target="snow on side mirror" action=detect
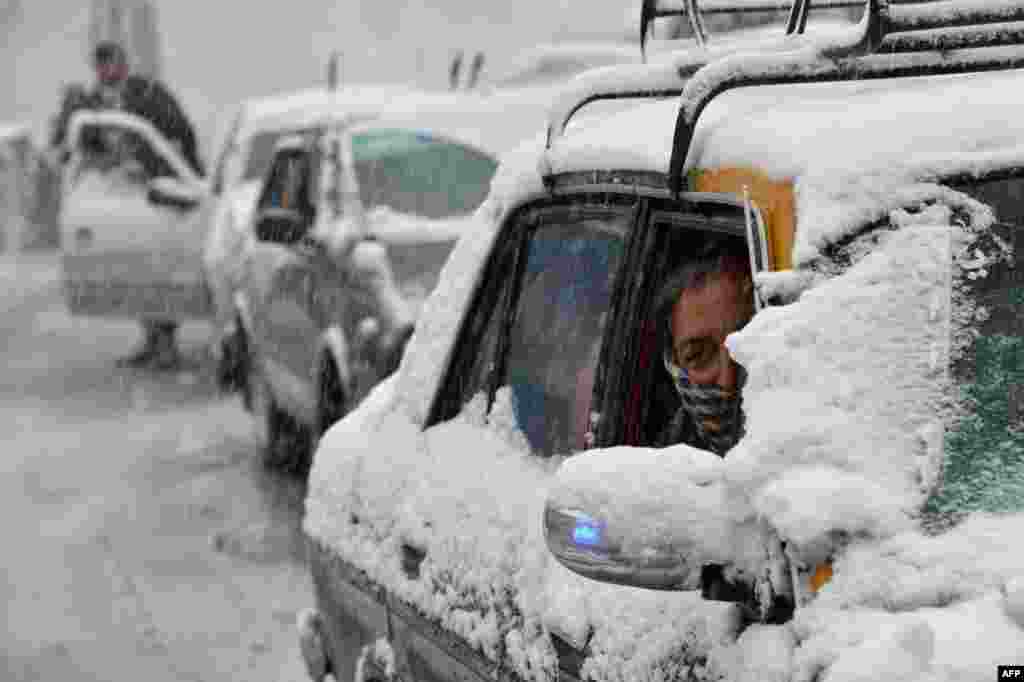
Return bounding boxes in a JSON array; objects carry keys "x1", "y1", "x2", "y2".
[
  {"x1": 544, "y1": 445, "x2": 762, "y2": 590},
  {"x1": 147, "y1": 176, "x2": 202, "y2": 211}
]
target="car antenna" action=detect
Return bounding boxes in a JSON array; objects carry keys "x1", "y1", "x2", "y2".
[{"x1": 449, "y1": 51, "x2": 464, "y2": 91}]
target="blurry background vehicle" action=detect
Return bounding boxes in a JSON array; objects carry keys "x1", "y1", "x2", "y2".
[{"x1": 233, "y1": 89, "x2": 543, "y2": 476}]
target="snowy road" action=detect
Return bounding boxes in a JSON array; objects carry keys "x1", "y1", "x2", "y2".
[{"x1": 1, "y1": 253, "x2": 312, "y2": 681}]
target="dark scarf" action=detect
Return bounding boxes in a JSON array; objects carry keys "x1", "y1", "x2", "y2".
[{"x1": 661, "y1": 350, "x2": 747, "y2": 456}]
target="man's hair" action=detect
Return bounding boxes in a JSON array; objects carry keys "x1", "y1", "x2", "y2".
[
  {"x1": 654, "y1": 235, "x2": 754, "y2": 337},
  {"x1": 93, "y1": 41, "x2": 127, "y2": 66}
]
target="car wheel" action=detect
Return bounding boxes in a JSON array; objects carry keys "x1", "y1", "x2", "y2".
[
  {"x1": 317, "y1": 356, "x2": 349, "y2": 442},
  {"x1": 262, "y1": 378, "x2": 313, "y2": 477}
]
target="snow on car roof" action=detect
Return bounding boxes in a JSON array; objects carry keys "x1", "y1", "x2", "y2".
[
  {"x1": 342, "y1": 88, "x2": 553, "y2": 159},
  {"x1": 234, "y1": 84, "x2": 420, "y2": 140},
  {"x1": 518, "y1": 66, "x2": 1024, "y2": 266},
  {"x1": 0, "y1": 122, "x2": 31, "y2": 144}
]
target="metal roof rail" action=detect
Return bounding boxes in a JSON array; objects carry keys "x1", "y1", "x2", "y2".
[
  {"x1": 640, "y1": 0, "x2": 865, "y2": 53},
  {"x1": 544, "y1": 0, "x2": 865, "y2": 150},
  {"x1": 666, "y1": 0, "x2": 1024, "y2": 195}
]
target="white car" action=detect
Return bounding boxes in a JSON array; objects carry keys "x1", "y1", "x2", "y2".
[
  {"x1": 202, "y1": 85, "x2": 413, "y2": 389},
  {"x1": 298, "y1": 0, "x2": 1024, "y2": 680}
]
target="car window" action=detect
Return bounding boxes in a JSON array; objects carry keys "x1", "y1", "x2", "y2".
[
  {"x1": 256, "y1": 149, "x2": 317, "y2": 220},
  {"x1": 244, "y1": 128, "x2": 320, "y2": 182},
  {"x1": 499, "y1": 209, "x2": 629, "y2": 456},
  {"x1": 923, "y1": 189, "x2": 1024, "y2": 525},
  {"x1": 430, "y1": 204, "x2": 631, "y2": 457},
  {"x1": 351, "y1": 129, "x2": 497, "y2": 219}
]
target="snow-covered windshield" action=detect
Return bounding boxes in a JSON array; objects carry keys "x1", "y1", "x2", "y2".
[{"x1": 351, "y1": 129, "x2": 497, "y2": 220}]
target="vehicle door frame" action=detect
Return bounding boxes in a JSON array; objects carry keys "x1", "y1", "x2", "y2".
[{"x1": 247, "y1": 138, "x2": 324, "y2": 421}]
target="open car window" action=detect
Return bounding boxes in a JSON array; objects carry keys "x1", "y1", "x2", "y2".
[{"x1": 351, "y1": 129, "x2": 497, "y2": 219}]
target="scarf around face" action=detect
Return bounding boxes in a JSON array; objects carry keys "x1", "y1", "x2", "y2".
[{"x1": 663, "y1": 349, "x2": 747, "y2": 456}]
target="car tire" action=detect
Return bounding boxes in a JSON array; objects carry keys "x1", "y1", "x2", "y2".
[
  {"x1": 317, "y1": 356, "x2": 349, "y2": 443},
  {"x1": 262, "y1": 378, "x2": 313, "y2": 477}
]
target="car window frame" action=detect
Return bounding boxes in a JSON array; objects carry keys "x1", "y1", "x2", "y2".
[{"x1": 425, "y1": 193, "x2": 641, "y2": 455}]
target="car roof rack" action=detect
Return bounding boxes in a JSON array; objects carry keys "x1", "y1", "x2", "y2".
[
  {"x1": 545, "y1": 0, "x2": 864, "y2": 149},
  {"x1": 640, "y1": 0, "x2": 864, "y2": 53},
  {"x1": 667, "y1": 0, "x2": 1024, "y2": 194}
]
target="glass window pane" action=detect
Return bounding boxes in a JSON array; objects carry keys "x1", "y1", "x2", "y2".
[
  {"x1": 352, "y1": 130, "x2": 497, "y2": 219},
  {"x1": 500, "y1": 212, "x2": 628, "y2": 456},
  {"x1": 243, "y1": 127, "x2": 319, "y2": 181},
  {"x1": 925, "y1": 220, "x2": 1024, "y2": 522}
]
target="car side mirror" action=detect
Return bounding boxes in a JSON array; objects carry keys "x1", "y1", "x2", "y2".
[
  {"x1": 254, "y1": 207, "x2": 308, "y2": 244},
  {"x1": 147, "y1": 177, "x2": 201, "y2": 210},
  {"x1": 543, "y1": 445, "x2": 744, "y2": 591}
]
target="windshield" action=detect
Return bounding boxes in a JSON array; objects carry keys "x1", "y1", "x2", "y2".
[{"x1": 351, "y1": 129, "x2": 497, "y2": 219}]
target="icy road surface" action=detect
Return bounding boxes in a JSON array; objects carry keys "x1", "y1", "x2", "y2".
[{"x1": 1, "y1": 253, "x2": 312, "y2": 681}]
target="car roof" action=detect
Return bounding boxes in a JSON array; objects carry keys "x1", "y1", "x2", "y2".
[
  {"x1": 341, "y1": 89, "x2": 554, "y2": 159},
  {"x1": 234, "y1": 85, "x2": 552, "y2": 159},
  {"x1": 234, "y1": 84, "x2": 420, "y2": 139},
  {"x1": 534, "y1": 67, "x2": 1024, "y2": 189}
]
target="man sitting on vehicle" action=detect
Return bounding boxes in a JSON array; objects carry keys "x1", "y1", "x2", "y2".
[
  {"x1": 51, "y1": 40, "x2": 205, "y2": 371},
  {"x1": 655, "y1": 236, "x2": 756, "y2": 456}
]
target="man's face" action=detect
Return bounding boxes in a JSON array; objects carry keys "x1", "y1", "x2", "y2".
[
  {"x1": 95, "y1": 59, "x2": 128, "y2": 87},
  {"x1": 669, "y1": 271, "x2": 753, "y2": 392}
]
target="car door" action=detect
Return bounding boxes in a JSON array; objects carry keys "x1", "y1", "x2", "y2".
[
  {"x1": 60, "y1": 109, "x2": 209, "y2": 320},
  {"x1": 246, "y1": 143, "x2": 322, "y2": 420},
  {"x1": 386, "y1": 199, "x2": 635, "y2": 682}
]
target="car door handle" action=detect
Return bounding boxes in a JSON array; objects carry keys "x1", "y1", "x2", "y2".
[{"x1": 401, "y1": 543, "x2": 426, "y2": 580}]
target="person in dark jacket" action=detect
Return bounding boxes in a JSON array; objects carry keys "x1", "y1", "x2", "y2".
[
  {"x1": 51, "y1": 41, "x2": 204, "y2": 176},
  {"x1": 52, "y1": 40, "x2": 205, "y2": 370},
  {"x1": 655, "y1": 236, "x2": 756, "y2": 455}
]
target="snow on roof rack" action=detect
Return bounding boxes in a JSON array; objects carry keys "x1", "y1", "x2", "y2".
[
  {"x1": 544, "y1": 0, "x2": 866, "y2": 150},
  {"x1": 665, "y1": 0, "x2": 1024, "y2": 195},
  {"x1": 640, "y1": 0, "x2": 865, "y2": 52}
]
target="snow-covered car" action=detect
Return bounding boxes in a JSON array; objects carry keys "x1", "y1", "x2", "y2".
[
  {"x1": 233, "y1": 92, "x2": 551, "y2": 474},
  {"x1": 298, "y1": 0, "x2": 1024, "y2": 680},
  {"x1": 202, "y1": 85, "x2": 414, "y2": 390},
  {"x1": 60, "y1": 108, "x2": 210, "y2": 321}
]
